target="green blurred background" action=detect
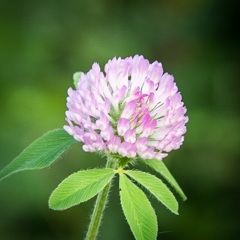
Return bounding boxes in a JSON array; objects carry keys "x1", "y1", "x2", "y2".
[{"x1": 0, "y1": 0, "x2": 239, "y2": 239}]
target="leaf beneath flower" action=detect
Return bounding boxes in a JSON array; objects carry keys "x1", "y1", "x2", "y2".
[
  {"x1": 119, "y1": 173, "x2": 158, "y2": 240},
  {"x1": 0, "y1": 128, "x2": 77, "y2": 181},
  {"x1": 125, "y1": 170, "x2": 178, "y2": 214},
  {"x1": 49, "y1": 168, "x2": 115, "y2": 210},
  {"x1": 144, "y1": 159, "x2": 187, "y2": 201}
]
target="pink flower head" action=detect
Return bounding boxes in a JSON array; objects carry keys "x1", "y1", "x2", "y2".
[{"x1": 64, "y1": 55, "x2": 188, "y2": 162}]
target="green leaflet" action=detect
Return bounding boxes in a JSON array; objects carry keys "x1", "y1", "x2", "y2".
[
  {"x1": 73, "y1": 71, "x2": 82, "y2": 88},
  {"x1": 125, "y1": 170, "x2": 178, "y2": 214},
  {"x1": 144, "y1": 159, "x2": 187, "y2": 201},
  {"x1": 49, "y1": 168, "x2": 115, "y2": 210},
  {"x1": 119, "y1": 174, "x2": 158, "y2": 240},
  {"x1": 0, "y1": 128, "x2": 77, "y2": 181}
]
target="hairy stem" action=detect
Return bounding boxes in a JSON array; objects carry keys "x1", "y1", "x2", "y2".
[{"x1": 85, "y1": 159, "x2": 115, "y2": 240}]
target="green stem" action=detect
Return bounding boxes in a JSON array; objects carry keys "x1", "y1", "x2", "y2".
[{"x1": 85, "y1": 159, "x2": 115, "y2": 240}]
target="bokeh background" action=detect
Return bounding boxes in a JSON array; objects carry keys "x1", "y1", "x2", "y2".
[{"x1": 0, "y1": 0, "x2": 239, "y2": 239}]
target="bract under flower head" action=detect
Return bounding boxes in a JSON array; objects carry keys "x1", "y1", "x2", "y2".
[{"x1": 64, "y1": 55, "x2": 188, "y2": 163}]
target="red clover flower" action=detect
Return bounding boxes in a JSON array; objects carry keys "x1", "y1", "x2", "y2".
[{"x1": 64, "y1": 55, "x2": 188, "y2": 163}]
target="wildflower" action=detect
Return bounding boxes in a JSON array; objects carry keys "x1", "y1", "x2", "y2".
[{"x1": 64, "y1": 55, "x2": 188, "y2": 162}]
